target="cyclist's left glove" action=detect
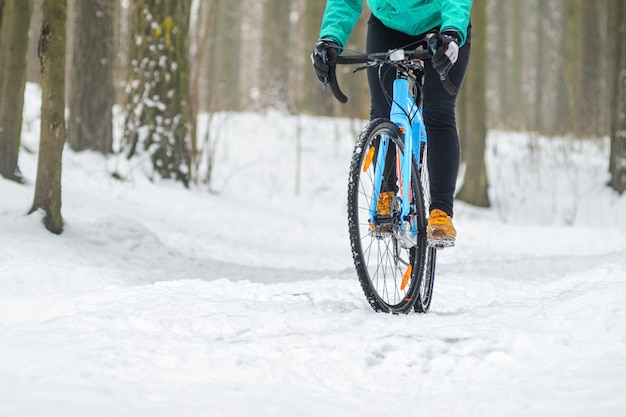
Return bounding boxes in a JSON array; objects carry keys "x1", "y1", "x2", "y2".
[{"x1": 432, "y1": 31, "x2": 460, "y2": 82}]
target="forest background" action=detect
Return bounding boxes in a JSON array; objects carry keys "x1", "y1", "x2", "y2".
[{"x1": 0, "y1": 0, "x2": 625, "y2": 233}]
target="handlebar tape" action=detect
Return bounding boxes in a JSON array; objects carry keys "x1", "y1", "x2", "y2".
[{"x1": 328, "y1": 65, "x2": 348, "y2": 104}]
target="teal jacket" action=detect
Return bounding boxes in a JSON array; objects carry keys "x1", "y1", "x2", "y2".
[{"x1": 319, "y1": 0, "x2": 472, "y2": 48}]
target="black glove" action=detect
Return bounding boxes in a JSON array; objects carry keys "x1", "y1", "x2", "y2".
[
  {"x1": 311, "y1": 39, "x2": 339, "y2": 86},
  {"x1": 432, "y1": 31, "x2": 460, "y2": 81}
]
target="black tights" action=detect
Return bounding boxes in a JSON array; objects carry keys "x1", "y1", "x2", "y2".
[{"x1": 366, "y1": 14, "x2": 471, "y2": 217}]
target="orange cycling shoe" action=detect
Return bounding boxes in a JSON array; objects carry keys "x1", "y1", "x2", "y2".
[
  {"x1": 369, "y1": 191, "x2": 395, "y2": 233},
  {"x1": 427, "y1": 209, "x2": 456, "y2": 248}
]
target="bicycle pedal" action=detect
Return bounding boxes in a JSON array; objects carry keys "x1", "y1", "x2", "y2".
[
  {"x1": 427, "y1": 238, "x2": 455, "y2": 250},
  {"x1": 369, "y1": 223, "x2": 394, "y2": 234}
]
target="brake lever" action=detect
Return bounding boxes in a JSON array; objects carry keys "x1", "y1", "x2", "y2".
[{"x1": 319, "y1": 48, "x2": 329, "y2": 90}]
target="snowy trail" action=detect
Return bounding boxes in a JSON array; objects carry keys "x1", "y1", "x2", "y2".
[
  {"x1": 2, "y1": 250, "x2": 624, "y2": 417},
  {"x1": 2, "y1": 198, "x2": 625, "y2": 416},
  {"x1": 2, "y1": 105, "x2": 626, "y2": 416}
]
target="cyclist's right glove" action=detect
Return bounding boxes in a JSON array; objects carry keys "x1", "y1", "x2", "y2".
[{"x1": 311, "y1": 39, "x2": 339, "y2": 86}]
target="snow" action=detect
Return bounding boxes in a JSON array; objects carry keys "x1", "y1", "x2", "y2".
[{"x1": 1, "y1": 83, "x2": 626, "y2": 416}]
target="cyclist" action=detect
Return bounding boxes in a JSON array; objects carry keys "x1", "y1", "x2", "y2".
[{"x1": 312, "y1": 0, "x2": 472, "y2": 247}]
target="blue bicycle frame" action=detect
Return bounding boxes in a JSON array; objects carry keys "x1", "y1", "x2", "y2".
[{"x1": 369, "y1": 75, "x2": 427, "y2": 241}]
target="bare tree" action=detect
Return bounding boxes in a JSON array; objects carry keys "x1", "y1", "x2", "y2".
[
  {"x1": 0, "y1": 0, "x2": 33, "y2": 182},
  {"x1": 0, "y1": 0, "x2": 5, "y2": 97},
  {"x1": 67, "y1": 0, "x2": 116, "y2": 153},
  {"x1": 609, "y1": 0, "x2": 626, "y2": 194},
  {"x1": 457, "y1": 0, "x2": 489, "y2": 207},
  {"x1": 29, "y1": 0, "x2": 67, "y2": 234},
  {"x1": 300, "y1": 0, "x2": 334, "y2": 115},
  {"x1": 189, "y1": 0, "x2": 218, "y2": 182},
  {"x1": 205, "y1": 1, "x2": 241, "y2": 111},
  {"x1": 261, "y1": 0, "x2": 290, "y2": 110}
]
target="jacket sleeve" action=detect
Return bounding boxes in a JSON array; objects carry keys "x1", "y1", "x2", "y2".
[
  {"x1": 318, "y1": 0, "x2": 363, "y2": 48},
  {"x1": 440, "y1": 0, "x2": 473, "y2": 46}
]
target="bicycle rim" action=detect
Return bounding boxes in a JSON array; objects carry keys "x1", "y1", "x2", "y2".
[{"x1": 347, "y1": 118, "x2": 428, "y2": 313}]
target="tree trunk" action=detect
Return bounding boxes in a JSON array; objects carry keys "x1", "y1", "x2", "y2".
[
  {"x1": 287, "y1": 0, "x2": 307, "y2": 113},
  {"x1": 67, "y1": 0, "x2": 115, "y2": 153},
  {"x1": 456, "y1": 0, "x2": 490, "y2": 208},
  {"x1": 233, "y1": 0, "x2": 255, "y2": 111},
  {"x1": 0, "y1": 0, "x2": 5, "y2": 96},
  {"x1": 534, "y1": 0, "x2": 547, "y2": 134},
  {"x1": 0, "y1": 0, "x2": 32, "y2": 182},
  {"x1": 115, "y1": 0, "x2": 132, "y2": 105},
  {"x1": 25, "y1": 0, "x2": 43, "y2": 84},
  {"x1": 29, "y1": 0, "x2": 67, "y2": 234},
  {"x1": 301, "y1": 0, "x2": 335, "y2": 115},
  {"x1": 609, "y1": 0, "x2": 626, "y2": 194},
  {"x1": 510, "y1": 0, "x2": 524, "y2": 131},
  {"x1": 189, "y1": 0, "x2": 218, "y2": 181},
  {"x1": 123, "y1": 0, "x2": 192, "y2": 186},
  {"x1": 492, "y1": 0, "x2": 508, "y2": 128},
  {"x1": 261, "y1": 0, "x2": 290, "y2": 110},
  {"x1": 580, "y1": 0, "x2": 603, "y2": 137},
  {"x1": 564, "y1": 0, "x2": 581, "y2": 136},
  {"x1": 540, "y1": 0, "x2": 566, "y2": 137},
  {"x1": 205, "y1": 1, "x2": 241, "y2": 111}
]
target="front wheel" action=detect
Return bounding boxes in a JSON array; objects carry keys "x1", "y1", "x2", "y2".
[{"x1": 347, "y1": 118, "x2": 429, "y2": 313}]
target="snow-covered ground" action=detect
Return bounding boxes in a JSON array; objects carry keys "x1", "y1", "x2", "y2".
[{"x1": 1, "y1": 84, "x2": 625, "y2": 416}]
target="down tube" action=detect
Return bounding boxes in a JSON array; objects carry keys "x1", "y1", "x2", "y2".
[
  {"x1": 390, "y1": 78, "x2": 412, "y2": 220},
  {"x1": 412, "y1": 108, "x2": 427, "y2": 163}
]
